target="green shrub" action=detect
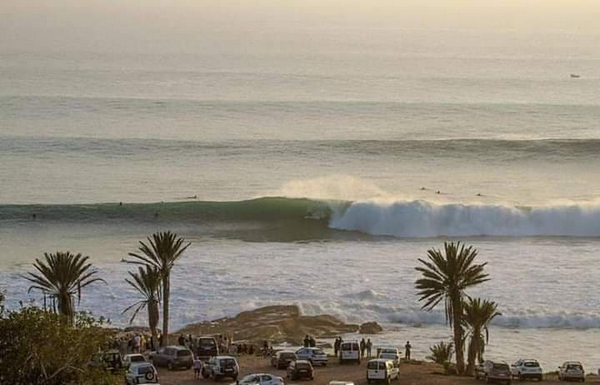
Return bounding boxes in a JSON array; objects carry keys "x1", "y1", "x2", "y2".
[
  {"x1": 0, "y1": 306, "x2": 120, "y2": 385},
  {"x1": 427, "y1": 341, "x2": 455, "y2": 374}
]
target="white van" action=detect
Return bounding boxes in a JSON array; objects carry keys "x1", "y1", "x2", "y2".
[
  {"x1": 340, "y1": 341, "x2": 361, "y2": 364},
  {"x1": 366, "y1": 359, "x2": 399, "y2": 384},
  {"x1": 378, "y1": 347, "x2": 400, "y2": 364}
]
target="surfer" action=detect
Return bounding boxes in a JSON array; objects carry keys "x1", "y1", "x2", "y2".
[
  {"x1": 420, "y1": 187, "x2": 426, "y2": 191},
  {"x1": 32, "y1": 213, "x2": 37, "y2": 220}
]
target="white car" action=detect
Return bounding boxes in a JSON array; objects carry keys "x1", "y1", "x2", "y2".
[
  {"x1": 378, "y1": 348, "x2": 400, "y2": 364},
  {"x1": 125, "y1": 362, "x2": 159, "y2": 385},
  {"x1": 295, "y1": 347, "x2": 328, "y2": 366},
  {"x1": 234, "y1": 373, "x2": 285, "y2": 385},
  {"x1": 366, "y1": 359, "x2": 399, "y2": 384},
  {"x1": 340, "y1": 341, "x2": 361, "y2": 364},
  {"x1": 123, "y1": 354, "x2": 147, "y2": 368},
  {"x1": 558, "y1": 361, "x2": 585, "y2": 382},
  {"x1": 203, "y1": 356, "x2": 240, "y2": 380},
  {"x1": 511, "y1": 359, "x2": 542, "y2": 381},
  {"x1": 329, "y1": 382, "x2": 355, "y2": 385}
]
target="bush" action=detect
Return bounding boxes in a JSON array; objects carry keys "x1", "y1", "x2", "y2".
[
  {"x1": 427, "y1": 341, "x2": 454, "y2": 374},
  {"x1": 0, "y1": 306, "x2": 120, "y2": 385}
]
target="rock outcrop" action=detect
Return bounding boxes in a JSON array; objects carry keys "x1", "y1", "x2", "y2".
[
  {"x1": 359, "y1": 321, "x2": 383, "y2": 334},
  {"x1": 176, "y1": 305, "x2": 359, "y2": 345}
]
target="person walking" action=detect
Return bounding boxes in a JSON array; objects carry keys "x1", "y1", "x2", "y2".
[
  {"x1": 366, "y1": 339, "x2": 372, "y2": 358},
  {"x1": 404, "y1": 341, "x2": 412, "y2": 361},
  {"x1": 193, "y1": 355, "x2": 203, "y2": 379}
]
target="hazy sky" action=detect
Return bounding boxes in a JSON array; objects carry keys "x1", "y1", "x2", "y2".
[{"x1": 2, "y1": 0, "x2": 599, "y2": 54}]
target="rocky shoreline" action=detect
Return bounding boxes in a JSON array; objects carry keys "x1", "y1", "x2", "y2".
[{"x1": 175, "y1": 305, "x2": 382, "y2": 345}]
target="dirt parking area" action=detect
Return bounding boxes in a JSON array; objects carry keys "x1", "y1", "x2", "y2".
[{"x1": 156, "y1": 355, "x2": 599, "y2": 385}]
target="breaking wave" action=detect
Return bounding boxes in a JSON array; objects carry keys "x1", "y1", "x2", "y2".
[
  {"x1": 298, "y1": 301, "x2": 600, "y2": 330},
  {"x1": 330, "y1": 199, "x2": 600, "y2": 237},
  {"x1": 2, "y1": 197, "x2": 600, "y2": 238}
]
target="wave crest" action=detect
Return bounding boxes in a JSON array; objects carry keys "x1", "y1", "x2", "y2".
[{"x1": 330, "y1": 199, "x2": 600, "y2": 237}]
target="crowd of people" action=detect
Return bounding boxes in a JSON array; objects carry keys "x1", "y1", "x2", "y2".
[{"x1": 108, "y1": 332, "x2": 161, "y2": 356}]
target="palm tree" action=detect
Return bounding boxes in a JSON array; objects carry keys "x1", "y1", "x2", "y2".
[
  {"x1": 23, "y1": 251, "x2": 105, "y2": 321},
  {"x1": 415, "y1": 242, "x2": 489, "y2": 375},
  {"x1": 463, "y1": 297, "x2": 501, "y2": 375},
  {"x1": 127, "y1": 231, "x2": 190, "y2": 346},
  {"x1": 123, "y1": 265, "x2": 162, "y2": 337}
]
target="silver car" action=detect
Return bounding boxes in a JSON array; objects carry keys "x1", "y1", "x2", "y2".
[
  {"x1": 295, "y1": 347, "x2": 328, "y2": 366},
  {"x1": 558, "y1": 361, "x2": 585, "y2": 382}
]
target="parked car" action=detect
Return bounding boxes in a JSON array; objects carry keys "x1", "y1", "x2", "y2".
[
  {"x1": 203, "y1": 355, "x2": 240, "y2": 381},
  {"x1": 123, "y1": 354, "x2": 147, "y2": 369},
  {"x1": 340, "y1": 341, "x2": 361, "y2": 365},
  {"x1": 89, "y1": 350, "x2": 123, "y2": 373},
  {"x1": 271, "y1": 350, "x2": 298, "y2": 369},
  {"x1": 125, "y1": 362, "x2": 159, "y2": 385},
  {"x1": 151, "y1": 346, "x2": 193, "y2": 370},
  {"x1": 287, "y1": 360, "x2": 314, "y2": 380},
  {"x1": 475, "y1": 361, "x2": 512, "y2": 384},
  {"x1": 366, "y1": 359, "x2": 399, "y2": 384},
  {"x1": 377, "y1": 348, "x2": 400, "y2": 364},
  {"x1": 558, "y1": 361, "x2": 585, "y2": 382},
  {"x1": 234, "y1": 373, "x2": 284, "y2": 385},
  {"x1": 197, "y1": 336, "x2": 219, "y2": 359},
  {"x1": 511, "y1": 359, "x2": 543, "y2": 381},
  {"x1": 295, "y1": 347, "x2": 328, "y2": 366}
]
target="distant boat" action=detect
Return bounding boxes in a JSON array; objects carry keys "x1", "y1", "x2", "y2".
[{"x1": 570, "y1": 74, "x2": 581, "y2": 78}]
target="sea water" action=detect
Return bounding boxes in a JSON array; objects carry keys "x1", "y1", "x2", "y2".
[{"x1": 1, "y1": 49, "x2": 599, "y2": 371}]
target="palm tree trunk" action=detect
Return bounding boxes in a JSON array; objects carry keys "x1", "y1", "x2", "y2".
[
  {"x1": 148, "y1": 299, "x2": 159, "y2": 338},
  {"x1": 162, "y1": 274, "x2": 170, "y2": 346},
  {"x1": 466, "y1": 335, "x2": 477, "y2": 376},
  {"x1": 58, "y1": 291, "x2": 74, "y2": 322},
  {"x1": 452, "y1": 294, "x2": 465, "y2": 375}
]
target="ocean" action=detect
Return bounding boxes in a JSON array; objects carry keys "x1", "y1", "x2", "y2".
[{"x1": 1, "y1": 50, "x2": 599, "y2": 371}]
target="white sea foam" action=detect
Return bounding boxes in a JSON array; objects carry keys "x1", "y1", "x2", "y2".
[{"x1": 330, "y1": 200, "x2": 600, "y2": 237}]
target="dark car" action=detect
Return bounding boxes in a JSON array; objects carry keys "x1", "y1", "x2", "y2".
[
  {"x1": 475, "y1": 361, "x2": 512, "y2": 384},
  {"x1": 287, "y1": 360, "x2": 314, "y2": 381},
  {"x1": 151, "y1": 346, "x2": 193, "y2": 370},
  {"x1": 89, "y1": 350, "x2": 123, "y2": 374},
  {"x1": 271, "y1": 350, "x2": 298, "y2": 369},
  {"x1": 197, "y1": 336, "x2": 219, "y2": 359}
]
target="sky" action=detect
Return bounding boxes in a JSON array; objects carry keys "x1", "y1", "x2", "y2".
[{"x1": 1, "y1": 0, "x2": 599, "y2": 54}]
